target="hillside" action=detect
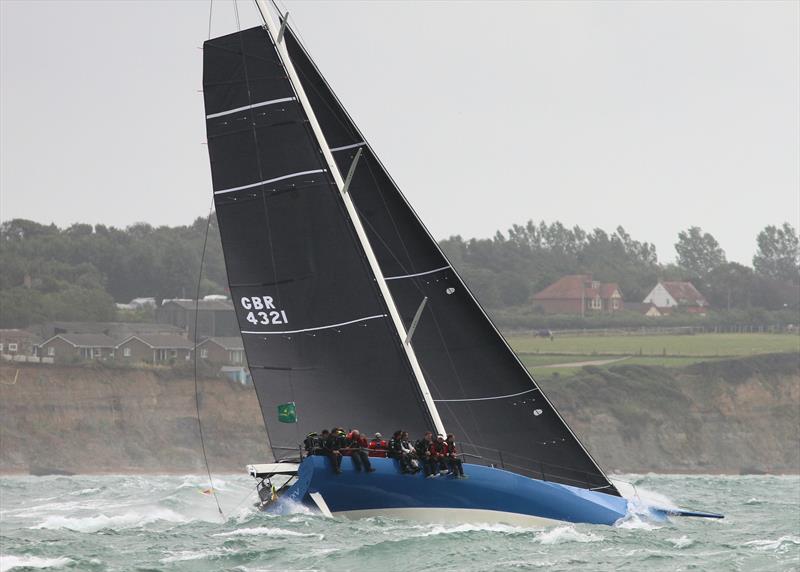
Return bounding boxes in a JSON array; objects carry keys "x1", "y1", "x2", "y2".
[{"x1": 1, "y1": 354, "x2": 797, "y2": 475}]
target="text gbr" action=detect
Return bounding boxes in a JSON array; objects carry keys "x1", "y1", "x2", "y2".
[{"x1": 240, "y1": 296, "x2": 289, "y2": 326}]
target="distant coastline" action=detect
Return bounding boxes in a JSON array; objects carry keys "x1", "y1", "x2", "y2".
[{"x1": 2, "y1": 353, "x2": 797, "y2": 476}]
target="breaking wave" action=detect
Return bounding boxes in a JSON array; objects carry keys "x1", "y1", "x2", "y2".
[{"x1": 0, "y1": 555, "x2": 73, "y2": 571}]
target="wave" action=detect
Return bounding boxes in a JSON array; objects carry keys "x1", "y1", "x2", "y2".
[
  {"x1": 160, "y1": 548, "x2": 235, "y2": 563},
  {"x1": 0, "y1": 555, "x2": 73, "y2": 571},
  {"x1": 419, "y1": 523, "x2": 534, "y2": 537},
  {"x1": 31, "y1": 507, "x2": 188, "y2": 533},
  {"x1": 213, "y1": 526, "x2": 323, "y2": 539},
  {"x1": 666, "y1": 535, "x2": 694, "y2": 549},
  {"x1": 535, "y1": 525, "x2": 602, "y2": 544},
  {"x1": 744, "y1": 536, "x2": 800, "y2": 552}
]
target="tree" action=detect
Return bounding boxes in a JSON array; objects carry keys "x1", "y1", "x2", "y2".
[
  {"x1": 753, "y1": 223, "x2": 800, "y2": 283},
  {"x1": 675, "y1": 226, "x2": 726, "y2": 278}
]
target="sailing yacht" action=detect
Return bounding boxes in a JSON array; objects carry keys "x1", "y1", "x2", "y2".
[{"x1": 201, "y1": 1, "x2": 721, "y2": 526}]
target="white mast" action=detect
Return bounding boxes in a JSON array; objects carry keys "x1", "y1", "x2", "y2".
[{"x1": 254, "y1": 0, "x2": 447, "y2": 436}]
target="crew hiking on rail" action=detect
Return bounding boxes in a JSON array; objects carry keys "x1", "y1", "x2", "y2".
[{"x1": 304, "y1": 428, "x2": 467, "y2": 479}]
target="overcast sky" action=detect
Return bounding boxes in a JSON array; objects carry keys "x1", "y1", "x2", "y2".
[{"x1": 1, "y1": 0, "x2": 797, "y2": 264}]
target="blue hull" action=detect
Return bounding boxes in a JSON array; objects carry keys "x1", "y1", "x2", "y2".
[{"x1": 279, "y1": 456, "x2": 629, "y2": 526}]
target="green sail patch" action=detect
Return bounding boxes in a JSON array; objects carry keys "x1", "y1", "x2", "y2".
[{"x1": 277, "y1": 402, "x2": 297, "y2": 423}]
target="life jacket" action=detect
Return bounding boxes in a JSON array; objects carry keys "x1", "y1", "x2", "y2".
[
  {"x1": 368, "y1": 439, "x2": 387, "y2": 457},
  {"x1": 430, "y1": 441, "x2": 448, "y2": 457}
]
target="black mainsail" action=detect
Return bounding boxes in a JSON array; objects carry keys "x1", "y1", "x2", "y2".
[
  {"x1": 203, "y1": 27, "x2": 434, "y2": 452},
  {"x1": 203, "y1": 18, "x2": 617, "y2": 495}
]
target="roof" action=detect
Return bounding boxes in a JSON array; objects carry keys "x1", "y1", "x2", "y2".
[
  {"x1": 624, "y1": 302, "x2": 661, "y2": 315},
  {"x1": 660, "y1": 281, "x2": 708, "y2": 306},
  {"x1": 197, "y1": 336, "x2": 243, "y2": 350},
  {"x1": 0, "y1": 329, "x2": 41, "y2": 342},
  {"x1": 117, "y1": 334, "x2": 195, "y2": 349},
  {"x1": 533, "y1": 275, "x2": 592, "y2": 300},
  {"x1": 41, "y1": 333, "x2": 117, "y2": 348},
  {"x1": 160, "y1": 299, "x2": 233, "y2": 311},
  {"x1": 533, "y1": 275, "x2": 622, "y2": 300}
]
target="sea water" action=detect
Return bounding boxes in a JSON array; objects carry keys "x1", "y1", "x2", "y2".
[{"x1": 0, "y1": 474, "x2": 797, "y2": 571}]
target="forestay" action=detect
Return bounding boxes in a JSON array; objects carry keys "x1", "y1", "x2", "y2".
[{"x1": 283, "y1": 26, "x2": 618, "y2": 495}]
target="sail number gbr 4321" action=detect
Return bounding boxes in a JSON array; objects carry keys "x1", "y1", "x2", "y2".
[{"x1": 240, "y1": 296, "x2": 289, "y2": 326}]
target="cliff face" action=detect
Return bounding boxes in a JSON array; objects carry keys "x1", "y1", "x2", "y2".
[
  {"x1": 0, "y1": 365, "x2": 271, "y2": 474},
  {"x1": 1, "y1": 354, "x2": 797, "y2": 474},
  {"x1": 541, "y1": 353, "x2": 800, "y2": 474}
]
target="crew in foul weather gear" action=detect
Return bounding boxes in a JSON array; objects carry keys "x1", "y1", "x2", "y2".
[
  {"x1": 400, "y1": 431, "x2": 420, "y2": 473},
  {"x1": 430, "y1": 434, "x2": 449, "y2": 474},
  {"x1": 389, "y1": 430, "x2": 414, "y2": 473},
  {"x1": 368, "y1": 433, "x2": 388, "y2": 457},
  {"x1": 321, "y1": 429, "x2": 343, "y2": 474},
  {"x1": 303, "y1": 432, "x2": 321, "y2": 456},
  {"x1": 346, "y1": 429, "x2": 375, "y2": 472},
  {"x1": 446, "y1": 434, "x2": 465, "y2": 478},
  {"x1": 415, "y1": 431, "x2": 436, "y2": 477}
]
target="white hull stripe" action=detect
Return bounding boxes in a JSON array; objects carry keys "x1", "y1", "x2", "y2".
[
  {"x1": 215, "y1": 169, "x2": 326, "y2": 195},
  {"x1": 434, "y1": 387, "x2": 539, "y2": 403},
  {"x1": 330, "y1": 141, "x2": 366, "y2": 152},
  {"x1": 384, "y1": 265, "x2": 452, "y2": 281},
  {"x1": 241, "y1": 314, "x2": 386, "y2": 335},
  {"x1": 334, "y1": 507, "x2": 561, "y2": 528},
  {"x1": 206, "y1": 96, "x2": 296, "y2": 119}
]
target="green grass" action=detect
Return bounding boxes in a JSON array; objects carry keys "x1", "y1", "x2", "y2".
[{"x1": 508, "y1": 332, "x2": 799, "y2": 357}]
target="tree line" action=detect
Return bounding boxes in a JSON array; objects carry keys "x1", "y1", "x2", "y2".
[{"x1": 0, "y1": 217, "x2": 797, "y2": 329}]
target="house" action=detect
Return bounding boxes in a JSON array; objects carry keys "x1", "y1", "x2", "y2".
[
  {"x1": 156, "y1": 299, "x2": 238, "y2": 340},
  {"x1": 38, "y1": 334, "x2": 117, "y2": 362},
  {"x1": 115, "y1": 334, "x2": 195, "y2": 364},
  {"x1": 532, "y1": 275, "x2": 624, "y2": 315},
  {"x1": 197, "y1": 336, "x2": 245, "y2": 366},
  {"x1": 643, "y1": 281, "x2": 708, "y2": 314},
  {"x1": 0, "y1": 329, "x2": 41, "y2": 357},
  {"x1": 623, "y1": 302, "x2": 664, "y2": 317}
]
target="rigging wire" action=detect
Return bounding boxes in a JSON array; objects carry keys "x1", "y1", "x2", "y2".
[{"x1": 193, "y1": 200, "x2": 225, "y2": 521}]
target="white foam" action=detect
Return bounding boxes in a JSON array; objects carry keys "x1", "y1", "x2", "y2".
[
  {"x1": 213, "y1": 526, "x2": 323, "y2": 539},
  {"x1": 160, "y1": 548, "x2": 234, "y2": 563},
  {"x1": 419, "y1": 522, "x2": 532, "y2": 537},
  {"x1": 614, "y1": 512, "x2": 662, "y2": 531},
  {"x1": 31, "y1": 508, "x2": 187, "y2": 533},
  {"x1": 744, "y1": 536, "x2": 800, "y2": 552},
  {"x1": 0, "y1": 555, "x2": 73, "y2": 571},
  {"x1": 535, "y1": 525, "x2": 602, "y2": 544},
  {"x1": 667, "y1": 535, "x2": 694, "y2": 548}
]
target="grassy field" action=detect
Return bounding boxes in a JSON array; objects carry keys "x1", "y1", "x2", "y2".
[
  {"x1": 508, "y1": 332, "x2": 799, "y2": 357},
  {"x1": 509, "y1": 332, "x2": 799, "y2": 378}
]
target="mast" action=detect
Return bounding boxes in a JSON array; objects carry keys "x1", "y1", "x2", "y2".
[{"x1": 254, "y1": 0, "x2": 447, "y2": 437}]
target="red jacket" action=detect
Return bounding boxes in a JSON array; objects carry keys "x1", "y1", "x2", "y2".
[
  {"x1": 430, "y1": 441, "x2": 448, "y2": 459},
  {"x1": 368, "y1": 439, "x2": 388, "y2": 458}
]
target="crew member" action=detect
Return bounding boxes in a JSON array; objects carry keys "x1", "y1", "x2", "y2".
[
  {"x1": 400, "y1": 431, "x2": 419, "y2": 473},
  {"x1": 445, "y1": 434, "x2": 465, "y2": 478},
  {"x1": 321, "y1": 429, "x2": 342, "y2": 474},
  {"x1": 347, "y1": 429, "x2": 375, "y2": 472},
  {"x1": 415, "y1": 431, "x2": 436, "y2": 477},
  {"x1": 368, "y1": 432, "x2": 388, "y2": 458},
  {"x1": 430, "y1": 434, "x2": 449, "y2": 474},
  {"x1": 389, "y1": 430, "x2": 413, "y2": 473},
  {"x1": 303, "y1": 432, "x2": 321, "y2": 457}
]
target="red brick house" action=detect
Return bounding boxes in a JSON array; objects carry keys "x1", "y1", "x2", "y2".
[
  {"x1": 0, "y1": 329, "x2": 41, "y2": 357},
  {"x1": 115, "y1": 334, "x2": 195, "y2": 365},
  {"x1": 196, "y1": 337, "x2": 245, "y2": 366},
  {"x1": 38, "y1": 333, "x2": 117, "y2": 363},
  {"x1": 532, "y1": 275, "x2": 623, "y2": 315}
]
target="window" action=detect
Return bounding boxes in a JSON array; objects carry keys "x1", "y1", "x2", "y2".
[
  {"x1": 612, "y1": 299, "x2": 620, "y2": 310},
  {"x1": 8, "y1": 343, "x2": 18, "y2": 352},
  {"x1": 589, "y1": 296, "x2": 602, "y2": 310},
  {"x1": 169, "y1": 349, "x2": 178, "y2": 358},
  {"x1": 231, "y1": 350, "x2": 242, "y2": 364},
  {"x1": 0, "y1": 343, "x2": 4, "y2": 351},
  {"x1": 123, "y1": 347, "x2": 131, "y2": 357},
  {"x1": 200, "y1": 348, "x2": 208, "y2": 359},
  {"x1": 47, "y1": 347, "x2": 55, "y2": 356},
  {"x1": 92, "y1": 348, "x2": 102, "y2": 358}
]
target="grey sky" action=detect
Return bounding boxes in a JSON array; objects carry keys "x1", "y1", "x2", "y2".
[{"x1": 1, "y1": 1, "x2": 797, "y2": 265}]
